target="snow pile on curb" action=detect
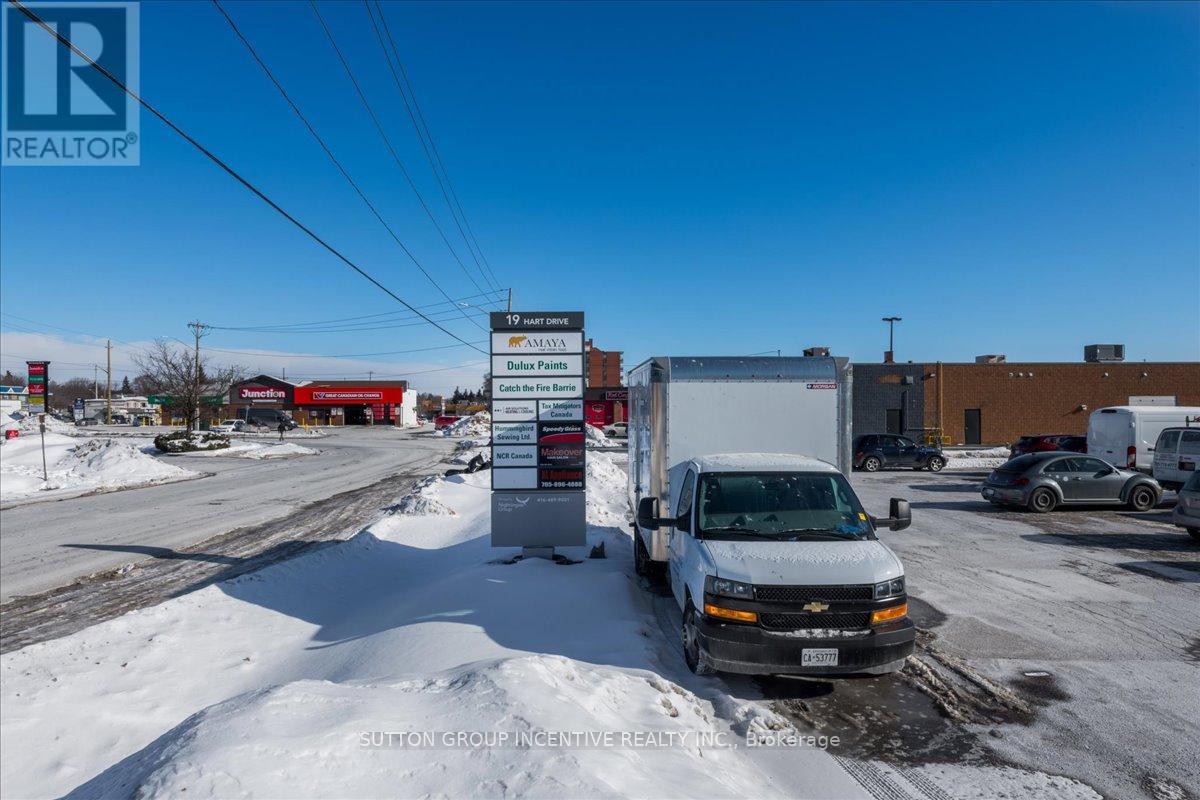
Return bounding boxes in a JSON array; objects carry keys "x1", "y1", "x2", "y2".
[
  {"x1": 944, "y1": 446, "x2": 1011, "y2": 470},
  {"x1": 449, "y1": 436, "x2": 491, "y2": 464},
  {"x1": 388, "y1": 476, "x2": 457, "y2": 516},
  {"x1": 1, "y1": 435, "x2": 196, "y2": 501},
  {"x1": 14, "y1": 413, "x2": 78, "y2": 436},
  {"x1": 183, "y1": 441, "x2": 318, "y2": 460},
  {"x1": 438, "y1": 411, "x2": 491, "y2": 438},
  {"x1": 587, "y1": 451, "x2": 628, "y2": 527},
  {"x1": 585, "y1": 423, "x2": 614, "y2": 448}
]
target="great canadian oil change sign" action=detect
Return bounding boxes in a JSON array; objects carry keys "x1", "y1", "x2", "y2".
[{"x1": 490, "y1": 312, "x2": 586, "y2": 548}]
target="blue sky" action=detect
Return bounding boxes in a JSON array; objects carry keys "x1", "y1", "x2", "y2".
[{"x1": 2, "y1": 0, "x2": 1197, "y2": 392}]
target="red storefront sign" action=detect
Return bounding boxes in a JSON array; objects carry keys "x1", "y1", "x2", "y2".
[{"x1": 294, "y1": 387, "x2": 404, "y2": 405}]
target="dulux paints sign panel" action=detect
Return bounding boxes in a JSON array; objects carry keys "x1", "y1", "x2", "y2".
[{"x1": 491, "y1": 354, "x2": 583, "y2": 377}]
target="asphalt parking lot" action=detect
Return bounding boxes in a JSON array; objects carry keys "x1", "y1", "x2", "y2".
[{"x1": 806, "y1": 467, "x2": 1199, "y2": 800}]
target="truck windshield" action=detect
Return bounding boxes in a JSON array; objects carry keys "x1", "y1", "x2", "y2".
[{"x1": 697, "y1": 472, "x2": 871, "y2": 540}]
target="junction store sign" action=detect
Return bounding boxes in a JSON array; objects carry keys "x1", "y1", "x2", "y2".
[
  {"x1": 490, "y1": 311, "x2": 586, "y2": 551},
  {"x1": 238, "y1": 386, "x2": 288, "y2": 402}
]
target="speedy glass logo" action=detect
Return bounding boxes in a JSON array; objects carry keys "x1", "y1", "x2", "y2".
[{"x1": 3, "y1": 2, "x2": 139, "y2": 165}]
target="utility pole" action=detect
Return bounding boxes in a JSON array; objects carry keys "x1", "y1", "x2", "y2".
[
  {"x1": 105, "y1": 340, "x2": 112, "y2": 424},
  {"x1": 281, "y1": 366, "x2": 286, "y2": 381},
  {"x1": 507, "y1": 288, "x2": 512, "y2": 312},
  {"x1": 368, "y1": 370, "x2": 374, "y2": 381},
  {"x1": 881, "y1": 316, "x2": 902, "y2": 364},
  {"x1": 93, "y1": 364, "x2": 99, "y2": 399},
  {"x1": 188, "y1": 321, "x2": 210, "y2": 433}
]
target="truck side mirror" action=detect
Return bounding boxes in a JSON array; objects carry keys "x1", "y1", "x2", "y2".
[
  {"x1": 637, "y1": 497, "x2": 661, "y2": 530},
  {"x1": 875, "y1": 498, "x2": 911, "y2": 531}
]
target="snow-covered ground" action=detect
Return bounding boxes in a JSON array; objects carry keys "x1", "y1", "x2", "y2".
[
  {"x1": 1, "y1": 448, "x2": 1104, "y2": 799},
  {"x1": 0, "y1": 432, "x2": 197, "y2": 503}
]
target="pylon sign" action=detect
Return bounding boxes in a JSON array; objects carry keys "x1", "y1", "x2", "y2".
[
  {"x1": 26, "y1": 361, "x2": 49, "y2": 413},
  {"x1": 489, "y1": 312, "x2": 586, "y2": 549}
]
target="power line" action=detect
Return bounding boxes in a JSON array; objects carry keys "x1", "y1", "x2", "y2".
[
  {"x1": 8, "y1": 0, "x2": 486, "y2": 356},
  {"x1": 363, "y1": 0, "x2": 501, "y2": 294},
  {"x1": 206, "y1": 287, "x2": 505, "y2": 331},
  {"x1": 213, "y1": 0, "x2": 491, "y2": 335},
  {"x1": 196, "y1": 340, "x2": 487, "y2": 359},
  {"x1": 206, "y1": 305, "x2": 491, "y2": 334},
  {"x1": 307, "y1": 0, "x2": 497, "y2": 306}
]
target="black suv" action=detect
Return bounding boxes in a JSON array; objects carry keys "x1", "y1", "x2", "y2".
[{"x1": 853, "y1": 434, "x2": 946, "y2": 472}]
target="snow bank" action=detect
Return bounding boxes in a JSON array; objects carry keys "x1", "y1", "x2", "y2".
[
  {"x1": 0, "y1": 434, "x2": 196, "y2": 502},
  {"x1": 438, "y1": 411, "x2": 491, "y2": 438},
  {"x1": 585, "y1": 423, "x2": 614, "y2": 448},
  {"x1": 944, "y1": 446, "x2": 1011, "y2": 470},
  {"x1": 387, "y1": 475, "x2": 456, "y2": 516},
  {"x1": 68, "y1": 654, "x2": 789, "y2": 800}
]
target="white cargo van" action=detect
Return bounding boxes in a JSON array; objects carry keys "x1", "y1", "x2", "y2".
[
  {"x1": 627, "y1": 357, "x2": 915, "y2": 676},
  {"x1": 1087, "y1": 406, "x2": 1200, "y2": 472},
  {"x1": 1151, "y1": 426, "x2": 1200, "y2": 491}
]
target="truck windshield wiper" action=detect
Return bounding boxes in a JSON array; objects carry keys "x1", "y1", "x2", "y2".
[
  {"x1": 701, "y1": 527, "x2": 780, "y2": 539},
  {"x1": 775, "y1": 528, "x2": 862, "y2": 539}
]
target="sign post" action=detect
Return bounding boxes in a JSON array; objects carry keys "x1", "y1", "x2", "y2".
[{"x1": 490, "y1": 312, "x2": 586, "y2": 558}]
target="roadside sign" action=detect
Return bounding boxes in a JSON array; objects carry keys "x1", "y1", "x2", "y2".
[
  {"x1": 490, "y1": 311, "x2": 586, "y2": 550},
  {"x1": 26, "y1": 361, "x2": 48, "y2": 413}
]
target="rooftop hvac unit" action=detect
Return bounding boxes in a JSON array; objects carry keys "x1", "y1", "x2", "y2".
[
  {"x1": 1085, "y1": 344, "x2": 1125, "y2": 363},
  {"x1": 803, "y1": 346, "x2": 831, "y2": 357},
  {"x1": 974, "y1": 354, "x2": 1006, "y2": 364}
]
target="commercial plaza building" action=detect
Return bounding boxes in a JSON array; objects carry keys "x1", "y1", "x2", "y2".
[
  {"x1": 852, "y1": 359, "x2": 1200, "y2": 446},
  {"x1": 227, "y1": 375, "x2": 417, "y2": 426}
]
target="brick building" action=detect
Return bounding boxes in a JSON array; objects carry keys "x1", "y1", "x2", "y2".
[
  {"x1": 584, "y1": 339, "x2": 626, "y2": 427},
  {"x1": 585, "y1": 339, "x2": 623, "y2": 387},
  {"x1": 852, "y1": 359, "x2": 1200, "y2": 446}
]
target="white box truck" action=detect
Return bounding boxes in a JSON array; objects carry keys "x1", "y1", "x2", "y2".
[
  {"x1": 1087, "y1": 406, "x2": 1200, "y2": 472},
  {"x1": 627, "y1": 356, "x2": 915, "y2": 676}
]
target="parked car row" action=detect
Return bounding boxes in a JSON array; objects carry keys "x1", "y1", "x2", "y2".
[
  {"x1": 852, "y1": 435, "x2": 946, "y2": 472},
  {"x1": 981, "y1": 452, "x2": 1160, "y2": 513},
  {"x1": 1009, "y1": 433, "x2": 1086, "y2": 458}
]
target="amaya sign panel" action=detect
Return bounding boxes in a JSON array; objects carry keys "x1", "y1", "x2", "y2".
[
  {"x1": 490, "y1": 311, "x2": 586, "y2": 549},
  {"x1": 490, "y1": 331, "x2": 584, "y2": 355}
]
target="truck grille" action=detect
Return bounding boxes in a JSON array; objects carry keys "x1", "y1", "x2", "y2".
[
  {"x1": 760, "y1": 611, "x2": 872, "y2": 630},
  {"x1": 754, "y1": 584, "x2": 873, "y2": 603}
]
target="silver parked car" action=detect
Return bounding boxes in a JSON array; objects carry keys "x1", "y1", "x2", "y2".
[
  {"x1": 1172, "y1": 471, "x2": 1200, "y2": 541},
  {"x1": 981, "y1": 452, "x2": 1161, "y2": 513}
]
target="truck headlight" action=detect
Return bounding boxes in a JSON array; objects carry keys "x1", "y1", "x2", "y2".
[
  {"x1": 873, "y1": 577, "x2": 905, "y2": 599},
  {"x1": 705, "y1": 576, "x2": 754, "y2": 599}
]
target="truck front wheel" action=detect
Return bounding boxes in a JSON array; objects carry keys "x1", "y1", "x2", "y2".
[{"x1": 682, "y1": 605, "x2": 713, "y2": 675}]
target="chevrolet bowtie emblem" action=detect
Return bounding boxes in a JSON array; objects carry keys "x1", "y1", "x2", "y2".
[{"x1": 802, "y1": 602, "x2": 830, "y2": 613}]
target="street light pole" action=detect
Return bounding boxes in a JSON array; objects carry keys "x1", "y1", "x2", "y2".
[{"x1": 882, "y1": 316, "x2": 902, "y2": 363}]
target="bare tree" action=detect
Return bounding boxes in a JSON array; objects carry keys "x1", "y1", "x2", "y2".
[
  {"x1": 133, "y1": 339, "x2": 246, "y2": 432},
  {"x1": 48, "y1": 378, "x2": 95, "y2": 413},
  {"x1": 1, "y1": 370, "x2": 26, "y2": 387}
]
